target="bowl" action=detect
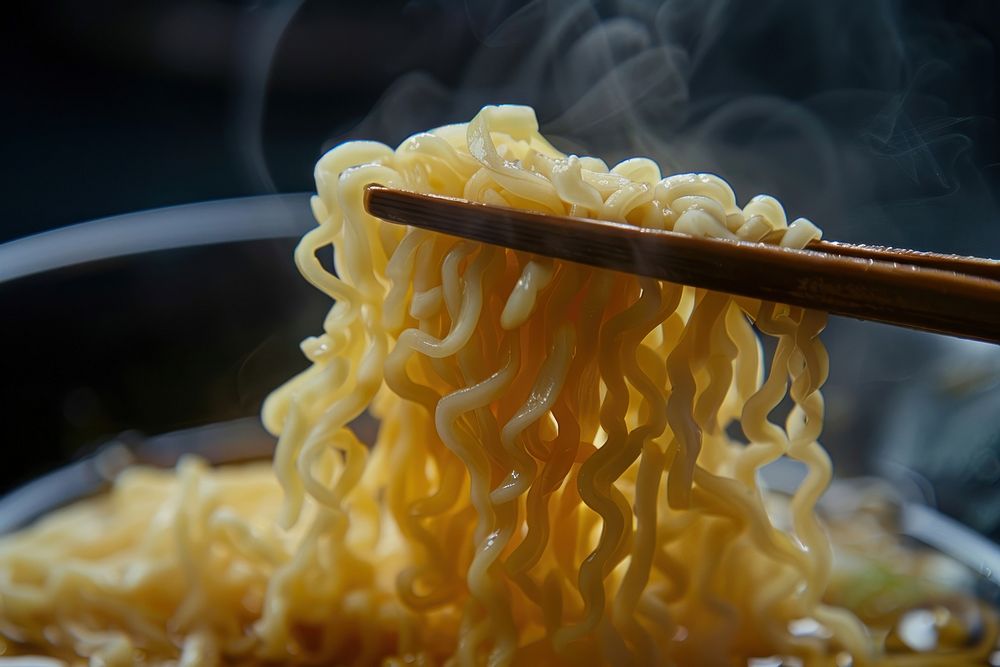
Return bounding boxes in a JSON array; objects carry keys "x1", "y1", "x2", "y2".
[{"x1": 1, "y1": 198, "x2": 998, "y2": 664}]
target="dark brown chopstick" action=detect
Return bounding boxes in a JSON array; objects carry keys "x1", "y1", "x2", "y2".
[
  {"x1": 806, "y1": 240, "x2": 1000, "y2": 281},
  {"x1": 364, "y1": 185, "x2": 1000, "y2": 345}
]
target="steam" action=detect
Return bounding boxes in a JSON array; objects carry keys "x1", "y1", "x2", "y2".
[
  {"x1": 234, "y1": 0, "x2": 307, "y2": 194},
  {"x1": 337, "y1": 0, "x2": 996, "y2": 256}
]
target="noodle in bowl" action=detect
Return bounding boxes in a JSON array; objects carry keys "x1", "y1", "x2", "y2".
[{"x1": 0, "y1": 105, "x2": 995, "y2": 666}]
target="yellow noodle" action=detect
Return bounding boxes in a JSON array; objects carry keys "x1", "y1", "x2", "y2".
[{"x1": 0, "y1": 104, "x2": 992, "y2": 667}]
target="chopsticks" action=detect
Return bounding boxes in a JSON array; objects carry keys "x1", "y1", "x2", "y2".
[{"x1": 364, "y1": 185, "x2": 1000, "y2": 344}]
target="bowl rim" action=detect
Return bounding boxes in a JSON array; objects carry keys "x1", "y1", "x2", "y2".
[{"x1": 0, "y1": 193, "x2": 313, "y2": 285}]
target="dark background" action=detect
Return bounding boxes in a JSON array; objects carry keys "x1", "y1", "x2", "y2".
[
  {"x1": 2, "y1": 0, "x2": 1000, "y2": 535},
  {"x1": 2, "y1": 2, "x2": 479, "y2": 243},
  {"x1": 4, "y1": 0, "x2": 999, "y2": 246}
]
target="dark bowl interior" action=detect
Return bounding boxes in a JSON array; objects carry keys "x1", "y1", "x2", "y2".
[{"x1": 0, "y1": 196, "x2": 326, "y2": 493}]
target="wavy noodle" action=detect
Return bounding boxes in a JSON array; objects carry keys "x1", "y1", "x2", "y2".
[{"x1": 0, "y1": 105, "x2": 993, "y2": 667}]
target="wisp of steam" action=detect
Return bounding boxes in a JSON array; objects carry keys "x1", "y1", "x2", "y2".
[{"x1": 339, "y1": 0, "x2": 997, "y2": 254}]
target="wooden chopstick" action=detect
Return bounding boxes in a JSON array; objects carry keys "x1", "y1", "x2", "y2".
[
  {"x1": 805, "y1": 240, "x2": 1000, "y2": 281},
  {"x1": 364, "y1": 185, "x2": 1000, "y2": 344}
]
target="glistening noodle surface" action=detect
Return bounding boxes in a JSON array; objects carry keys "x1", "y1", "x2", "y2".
[{"x1": 0, "y1": 105, "x2": 996, "y2": 666}]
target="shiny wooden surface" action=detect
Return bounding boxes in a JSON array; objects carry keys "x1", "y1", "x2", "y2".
[{"x1": 365, "y1": 185, "x2": 1000, "y2": 344}]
